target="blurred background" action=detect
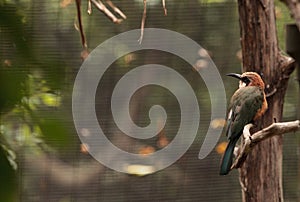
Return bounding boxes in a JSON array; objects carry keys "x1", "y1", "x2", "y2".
[{"x1": 0, "y1": 0, "x2": 299, "y2": 201}]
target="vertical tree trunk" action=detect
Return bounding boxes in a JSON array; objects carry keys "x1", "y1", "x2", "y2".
[{"x1": 237, "y1": 0, "x2": 295, "y2": 201}]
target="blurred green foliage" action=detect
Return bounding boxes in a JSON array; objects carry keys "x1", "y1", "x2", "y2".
[
  {"x1": 0, "y1": 1, "x2": 72, "y2": 200},
  {"x1": 0, "y1": 4, "x2": 28, "y2": 112}
]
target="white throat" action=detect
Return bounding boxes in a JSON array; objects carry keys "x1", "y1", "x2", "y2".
[{"x1": 239, "y1": 81, "x2": 247, "y2": 88}]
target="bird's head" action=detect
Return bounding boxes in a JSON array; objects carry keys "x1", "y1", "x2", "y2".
[{"x1": 227, "y1": 72, "x2": 265, "y2": 90}]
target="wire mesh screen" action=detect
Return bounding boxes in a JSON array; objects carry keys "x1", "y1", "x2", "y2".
[{"x1": 0, "y1": 0, "x2": 299, "y2": 201}]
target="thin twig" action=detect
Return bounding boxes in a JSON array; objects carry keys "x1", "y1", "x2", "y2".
[
  {"x1": 138, "y1": 0, "x2": 147, "y2": 44},
  {"x1": 75, "y1": 0, "x2": 87, "y2": 49},
  {"x1": 106, "y1": 0, "x2": 127, "y2": 19},
  {"x1": 90, "y1": 0, "x2": 123, "y2": 24},
  {"x1": 266, "y1": 88, "x2": 277, "y2": 97},
  {"x1": 87, "y1": 0, "x2": 92, "y2": 15},
  {"x1": 231, "y1": 120, "x2": 300, "y2": 170},
  {"x1": 162, "y1": 0, "x2": 167, "y2": 16}
]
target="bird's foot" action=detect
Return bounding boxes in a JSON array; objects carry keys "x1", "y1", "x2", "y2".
[{"x1": 243, "y1": 123, "x2": 254, "y2": 142}]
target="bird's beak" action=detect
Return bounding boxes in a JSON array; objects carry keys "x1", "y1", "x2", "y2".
[{"x1": 226, "y1": 73, "x2": 242, "y2": 80}]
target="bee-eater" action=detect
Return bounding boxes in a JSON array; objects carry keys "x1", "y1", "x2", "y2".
[{"x1": 219, "y1": 72, "x2": 268, "y2": 175}]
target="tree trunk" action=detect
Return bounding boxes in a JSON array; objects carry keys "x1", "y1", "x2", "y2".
[{"x1": 237, "y1": 0, "x2": 295, "y2": 201}]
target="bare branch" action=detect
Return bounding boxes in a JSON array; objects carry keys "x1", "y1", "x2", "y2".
[
  {"x1": 87, "y1": 0, "x2": 92, "y2": 15},
  {"x1": 280, "y1": 0, "x2": 300, "y2": 30},
  {"x1": 75, "y1": 0, "x2": 88, "y2": 49},
  {"x1": 90, "y1": 0, "x2": 123, "y2": 24},
  {"x1": 138, "y1": 0, "x2": 147, "y2": 44},
  {"x1": 162, "y1": 0, "x2": 167, "y2": 16},
  {"x1": 106, "y1": 0, "x2": 127, "y2": 19},
  {"x1": 231, "y1": 120, "x2": 300, "y2": 170}
]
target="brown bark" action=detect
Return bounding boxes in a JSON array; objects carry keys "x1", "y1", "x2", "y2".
[
  {"x1": 232, "y1": 121, "x2": 300, "y2": 170},
  {"x1": 237, "y1": 0, "x2": 295, "y2": 201}
]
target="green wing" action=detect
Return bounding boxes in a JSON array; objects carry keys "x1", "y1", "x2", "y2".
[{"x1": 225, "y1": 86, "x2": 264, "y2": 140}]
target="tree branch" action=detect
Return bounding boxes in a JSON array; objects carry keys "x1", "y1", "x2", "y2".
[
  {"x1": 138, "y1": 0, "x2": 147, "y2": 44},
  {"x1": 90, "y1": 0, "x2": 123, "y2": 24},
  {"x1": 162, "y1": 0, "x2": 167, "y2": 16},
  {"x1": 75, "y1": 0, "x2": 87, "y2": 49},
  {"x1": 231, "y1": 120, "x2": 300, "y2": 170},
  {"x1": 106, "y1": 0, "x2": 127, "y2": 20},
  {"x1": 280, "y1": 0, "x2": 300, "y2": 31}
]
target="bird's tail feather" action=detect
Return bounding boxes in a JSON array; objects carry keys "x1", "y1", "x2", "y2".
[{"x1": 219, "y1": 138, "x2": 239, "y2": 175}]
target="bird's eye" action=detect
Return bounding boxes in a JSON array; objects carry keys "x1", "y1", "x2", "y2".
[{"x1": 241, "y1": 77, "x2": 250, "y2": 85}]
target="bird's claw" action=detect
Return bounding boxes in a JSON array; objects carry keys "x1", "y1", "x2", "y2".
[{"x1": 243, "y1": 123, "x2": 254, "y2": 141}]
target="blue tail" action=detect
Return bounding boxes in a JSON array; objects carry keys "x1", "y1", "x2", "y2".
[{"x1": 219, "y1": 138, "x2": 239, "y2": 175}]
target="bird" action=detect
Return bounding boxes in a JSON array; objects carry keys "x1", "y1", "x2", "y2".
[{"x1": 219, "y1": 72, "x2": 268, "y2": 175}]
